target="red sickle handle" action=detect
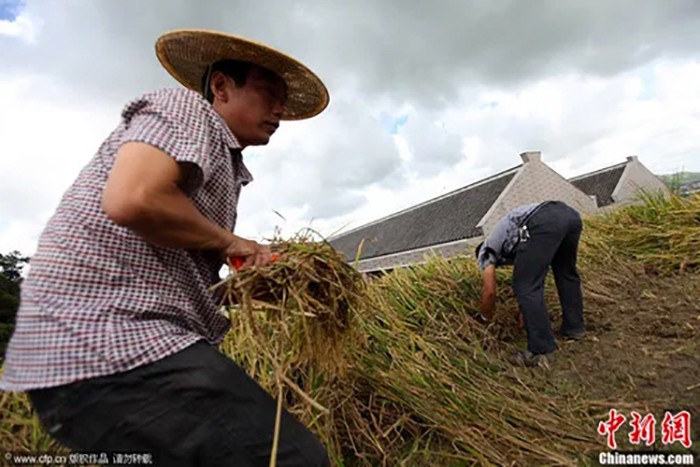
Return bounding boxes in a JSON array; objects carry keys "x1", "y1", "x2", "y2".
[{"x1": 229, "y1": 253, "x2": 279, "y2": 270}]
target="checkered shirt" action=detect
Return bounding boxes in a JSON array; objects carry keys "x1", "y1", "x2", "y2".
[{"x1": 0, "y1": 88, "x2": 252, "y2": 391}]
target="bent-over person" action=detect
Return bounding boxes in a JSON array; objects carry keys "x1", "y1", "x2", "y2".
[{"x1": 475, "y1": 201, "x2": 586, "y2": 367}]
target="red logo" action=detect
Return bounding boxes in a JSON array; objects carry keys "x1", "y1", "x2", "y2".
[
  {"x1": 629, "y1": 411, "x2": 656, "y2": 446},
  {"x1": 661, "y1": 411, "x2": 692, "y2": 449},
  {"x1": 598, "y1": 410, "x2": 692, "y2": 450},
  {"x1": 598, "y1": 409, "x2": 627, "y2": 450}
]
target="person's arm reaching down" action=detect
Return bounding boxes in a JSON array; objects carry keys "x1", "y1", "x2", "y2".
[{"x1": 480, "y1": 264, "x2": 497, "y2": 320}]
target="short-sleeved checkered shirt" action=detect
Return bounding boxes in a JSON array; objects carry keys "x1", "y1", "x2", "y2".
[{"x1": 0, "y1": 88, "x2": 252, "y2": 391}]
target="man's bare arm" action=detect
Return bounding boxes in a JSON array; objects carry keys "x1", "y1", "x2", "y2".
[
  {"x1": 102, "y1": 142, "x2": 268, "y2": 266},
  {"x1": 480, "y1": 265, "x2": 497, "y2": 319}
]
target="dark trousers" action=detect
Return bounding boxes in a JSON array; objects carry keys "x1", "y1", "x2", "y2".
[
  {"x1": 28, "y1": 341, "x2": 330, "y2": 467},
  {"x1": 512, "y1": 202, "x2": 585, "y2": 354}
]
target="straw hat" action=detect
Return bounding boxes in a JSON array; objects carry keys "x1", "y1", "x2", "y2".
[{"x1": 156, "y1": 29, "x2": 329, "y2": 120}]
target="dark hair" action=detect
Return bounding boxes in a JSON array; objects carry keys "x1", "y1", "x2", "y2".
[
  {"x1": 202, "y1": 60, "x2": 286, "y2": 104},
  {"x1": 201, "y1": 60, "x2": 253, "y2": 103},
  {"x1": 475, "y1": 241, "x2": 484, "y2": 258}
]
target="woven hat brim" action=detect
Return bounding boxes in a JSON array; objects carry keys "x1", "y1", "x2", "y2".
[{"x1": 156, "y1": 29, "x2": 329, "y2": 120}]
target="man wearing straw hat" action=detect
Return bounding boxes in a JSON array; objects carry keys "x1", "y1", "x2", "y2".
[
  {"x1": 475, "y1": 201, "x2": 586, "y2": 368},
  {"x1": 0, "y1": 30, "x2": 330, "y2": 466}
]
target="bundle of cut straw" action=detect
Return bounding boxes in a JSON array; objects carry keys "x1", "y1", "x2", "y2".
[
  {"x1": 2, "y1": 194, "x2": 698, "y2": 466},
  {"x1": 215, "y1": 232, "x2": 367, "y2": 461}
]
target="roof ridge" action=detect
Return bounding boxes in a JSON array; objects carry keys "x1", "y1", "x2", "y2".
[
  {"x1": 568, "y1": 160, "x2": 627, "y2": 181},
  {"x1": 330, "y1": 164, "x2": 522, "y2": 239}
]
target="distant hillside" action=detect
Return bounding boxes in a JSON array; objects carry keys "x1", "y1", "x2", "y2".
[{"x1": 658, "y1": 171, "x2": 700, "y2": 188}]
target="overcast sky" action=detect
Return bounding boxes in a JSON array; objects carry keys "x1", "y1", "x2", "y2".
[{"x1": 1, "y1": 0, "x2": 699, "y2": 255}]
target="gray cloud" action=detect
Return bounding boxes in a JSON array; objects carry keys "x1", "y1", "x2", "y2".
[
  {"x1": 241, "y1": 96, "x2": 401, "y2": 221},
  {"x1": 2, "y1": 0, "x2": 700, "y2": 246},
  {"x1": 4, "y1": 0, "x2": 700, "y2": 106},
  {"x1": 397, "y1": 115, "x2": 467, "y2": 178}
]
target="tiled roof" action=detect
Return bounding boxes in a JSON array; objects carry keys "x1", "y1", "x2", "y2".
[
  {"x1": 569, "y1": 163, "x2": 626, "y2": 207},
  {"x1": 330, "y1": 166, "x2": 519, "y2": 261}
]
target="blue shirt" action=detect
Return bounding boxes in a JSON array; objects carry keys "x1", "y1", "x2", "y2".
[{"x1": 477, "y1": 202, "x2": 546, "y2": 270}]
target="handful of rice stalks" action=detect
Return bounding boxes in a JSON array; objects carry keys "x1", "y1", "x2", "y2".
[
  {"x1": 215, "y1": 233, "x2": 365, "y2": 372},
  {"x1": 213, "y1": 232, "x2": 367, "y2": 456}
]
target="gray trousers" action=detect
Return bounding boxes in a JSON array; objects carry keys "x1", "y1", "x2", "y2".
[{"x1": 512, "y1": 202, "x2": 585, "y2": 354}]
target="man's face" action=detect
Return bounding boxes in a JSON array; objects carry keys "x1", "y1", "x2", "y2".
[{"x1": 213, "y1": 65, "x2": 288, "y2": 148}]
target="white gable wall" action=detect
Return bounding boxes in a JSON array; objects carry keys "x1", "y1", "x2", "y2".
[
  {"x1": 478, "y1": 152, "x2": 598, "y2": 235},
  {"x1": 608, "y1": 156, "x2": 670, "y2": 210}
]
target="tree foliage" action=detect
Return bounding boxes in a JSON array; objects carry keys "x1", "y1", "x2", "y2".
[
  {"x1": 0, "y1": 250, "x2": 30, "y2": 283},
  {"x1": 0, "y1": 250, "x2": 29, "y2": 360}
]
